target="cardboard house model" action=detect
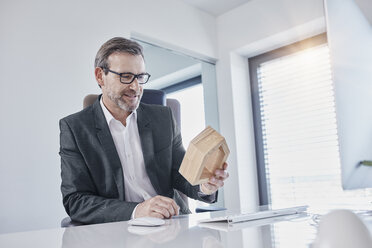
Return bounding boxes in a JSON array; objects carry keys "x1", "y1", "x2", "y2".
[{"x1": 179, "y1": 126, "x2": 230, "y2": 186}]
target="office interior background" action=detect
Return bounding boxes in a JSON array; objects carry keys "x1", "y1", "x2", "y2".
[{"x1": 0, "y1": 0, "x2": 371, "y2": 234}]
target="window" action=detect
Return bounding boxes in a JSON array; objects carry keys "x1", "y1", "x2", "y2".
[
  {"x1": 249, "y1": 34, "x2": 372, "y2": 209},
  {"x1": 167, "y1": 83, "x2": 205, "y2": 147},
  {"x1": 166, "y1": 81, "x2": 206, "y2": 212}
]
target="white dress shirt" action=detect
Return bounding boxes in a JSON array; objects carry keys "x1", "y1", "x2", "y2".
[{"x1": 100, "y1": 98, "x2": 158, "y2": 217}]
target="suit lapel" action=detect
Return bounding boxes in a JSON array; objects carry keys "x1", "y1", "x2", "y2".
[
  {"x1": 93, "y1": 96, "x2": 125, "y2": 200},
  {"x1": 137, "y1": 104, "x2": 162, "y2": 194}
]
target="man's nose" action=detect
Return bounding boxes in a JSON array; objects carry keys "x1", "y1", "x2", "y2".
[{"x1": 129, "y1": 78, "x2": 140, "y2": 91}]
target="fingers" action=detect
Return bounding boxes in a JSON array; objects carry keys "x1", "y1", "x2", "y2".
[
  {"x1": 152, "y1": 205, "x2": 172, "y2": 218},
  {"x1": 210, "y1": 175, "x2": 226, "y2": 188},
  {"x1": 209, "y1": 176, "x2": 225, "y2": 188},
  {"x1": 201, "y1": 181, "x2": 220, "y2": 195},
  {"x1": 201, "y1": 180, "x2": 223, "y2": 195},
  {"x1": 150, "y1": 197, "x2": 176, "y2": 218},
  {"x1": 205, "y1": 178, "x2": 224, "y2": 193},
  {"x1": 214, "y1": 169, "x2": 229, "y2": 180},
  {"x1": 209, "y1": 162, "x2": 229, "y2": 186},
  {"x1": 215, "y1": 162, "x2": 229, "y2": 178},
  {"x1": 222, "y1": 162, "x2": 228, "y2": 170},
  {"x1": 149, "y1": 212, "x2": 164, "y2": 219},
  {"x1": 135, "y1": 195, "x2": 180, "y2": 219},
  {"x1": 156, "y1": 196, "x2": 180, "y2": 216},
  {"x1": 200, "y1": 162, "x2": 229, "y2": 195},
  {"x1": 152, "y1": 197, "x2": 179, "y2": 218}
]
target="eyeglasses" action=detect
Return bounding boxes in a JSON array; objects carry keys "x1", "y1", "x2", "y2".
[{"x1": 103, "y1": 68, "x2": 151, "y2": 84}]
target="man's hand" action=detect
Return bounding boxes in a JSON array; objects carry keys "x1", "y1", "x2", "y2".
[
  {"x1": 201, "y1": 162, "x2": 229, "y2": 195},
  {"x1": 135, "y1": 195, "x2": 180, "y2": 219}
]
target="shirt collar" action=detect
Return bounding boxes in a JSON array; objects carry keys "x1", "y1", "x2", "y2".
[{"x1": 100, "y1": 96, "x2": 137, "y2": 127}]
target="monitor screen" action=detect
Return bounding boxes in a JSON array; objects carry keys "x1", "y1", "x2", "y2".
[{"x1": 325, "y1": 0, "x2": 372, "y2": 189}]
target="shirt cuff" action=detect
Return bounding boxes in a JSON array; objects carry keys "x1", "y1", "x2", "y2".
[
  {"x1": 198, "y1": 185, "x2": 217, "y2": 203},
  {"x1": 131, "y1": 204, "x2": 139, "y2": 219}
]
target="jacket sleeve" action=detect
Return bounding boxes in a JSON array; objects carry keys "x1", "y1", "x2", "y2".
[
  {"x1": 168, "y1": 108, "x2": 217, "y2": 203},
  {"x1": 59, "y1": 118, "x2": 137, "y2": 224}
]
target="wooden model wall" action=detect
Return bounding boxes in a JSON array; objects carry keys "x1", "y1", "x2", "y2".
[{"x1": 179, "y1": 126, "x2": 230, "y2": 185}]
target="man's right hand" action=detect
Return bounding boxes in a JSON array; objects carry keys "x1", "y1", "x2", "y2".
[{"x1": 135, "y1": 195, "x2": 180, "y2": 219}]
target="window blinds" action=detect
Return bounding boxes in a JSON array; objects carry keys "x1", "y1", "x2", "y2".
[{"x1": 257, "y1": 44, "x2": 372, "y2": 208}]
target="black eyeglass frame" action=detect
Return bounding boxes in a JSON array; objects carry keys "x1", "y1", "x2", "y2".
[{"x1": 102, "y1": 68, "x2": 151, "y2": 84}]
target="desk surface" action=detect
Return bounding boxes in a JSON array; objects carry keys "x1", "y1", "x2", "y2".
[{"x1": 1, "y1": 207, "x2": 371, "y2": 248}]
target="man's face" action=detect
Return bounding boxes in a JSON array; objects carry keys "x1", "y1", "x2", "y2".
[{"x1": 101, "y1": 52, "x2": 145, "y2": 113}]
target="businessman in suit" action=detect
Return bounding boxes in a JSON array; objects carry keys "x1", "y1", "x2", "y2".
[{"x1": 59, "y1": 37, "x2": 229, "y2": 224}]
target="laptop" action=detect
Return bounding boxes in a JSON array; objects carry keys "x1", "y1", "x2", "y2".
[{"x1": 198, "y1": 205, "x2": 308, "y2": 224}]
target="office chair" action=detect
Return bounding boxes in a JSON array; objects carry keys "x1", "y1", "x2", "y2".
[
  {"x1": 61, "y1": 89, "x2": 185, "y2": 227},
  {"x1": 83, "y1": 89, "x2": 180, "y2": 126}
]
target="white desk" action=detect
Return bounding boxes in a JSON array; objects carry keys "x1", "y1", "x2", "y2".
[{"x1": 0, "y1": 208, "x2": 371, "y2": 248}]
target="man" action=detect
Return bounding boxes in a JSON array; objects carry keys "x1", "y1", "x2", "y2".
[{"x1": 59, "y1": 37, "x2": 229, "y2": 224}]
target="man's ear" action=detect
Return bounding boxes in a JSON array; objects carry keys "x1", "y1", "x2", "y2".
[{"x1": 95, "y1": 67, "x2": 104, "y2": 87}]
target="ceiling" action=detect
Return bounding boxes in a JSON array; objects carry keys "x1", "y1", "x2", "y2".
[
  {"x1": 354, "y1": 0, "x2": 372, "y2": 26},
  {"x1": 179, "y1": 0, "x2": 252, "y2": 16},
  {"x1": 180, "y1": 0, "x2": 372, "y2": 23}
]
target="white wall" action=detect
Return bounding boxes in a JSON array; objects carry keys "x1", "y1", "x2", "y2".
[
  {"x1": 325, "y1": 0, "x2": 372, "y2": 189},
  {"x1": 0, "y1": 0, "x2": 217, "y2": 234},
  {"x1": 215, "y1": 0, "x2": 326, "y2": 211}
]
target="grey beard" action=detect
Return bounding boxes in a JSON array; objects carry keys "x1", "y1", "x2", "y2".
[{"x1": 108, "y1": 92, "x2": 141, "y2": 112}]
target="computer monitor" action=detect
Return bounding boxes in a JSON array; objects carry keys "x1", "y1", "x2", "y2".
[{"x1": 324, "y1": 0, "x2": 372, "y2": 189}]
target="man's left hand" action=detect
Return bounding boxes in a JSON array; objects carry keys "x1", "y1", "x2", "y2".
[{"x1": 200, "y1": 162, "x2": 229, "y2": 195}]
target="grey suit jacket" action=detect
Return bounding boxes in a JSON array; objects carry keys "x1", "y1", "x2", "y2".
[{"x1": 59, "y1": 96, "x2": 216, "y2": 224}]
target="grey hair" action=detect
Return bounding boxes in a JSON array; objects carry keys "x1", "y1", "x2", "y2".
[{"x1": 94, "y1": 37, "x2": 144, "y2": 73}]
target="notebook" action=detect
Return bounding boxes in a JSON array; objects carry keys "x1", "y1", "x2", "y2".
[{"x1": 198, "y1": 205, "x2": 308, "y2": 224}]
